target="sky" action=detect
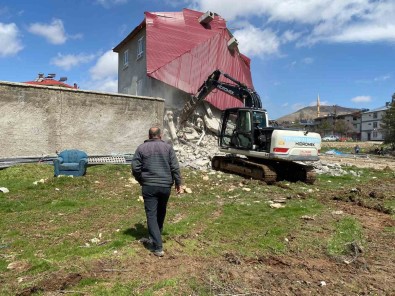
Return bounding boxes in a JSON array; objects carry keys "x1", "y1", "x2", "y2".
[{"x1": 1, "y1": 0, "x2": 395, "y2": 119}]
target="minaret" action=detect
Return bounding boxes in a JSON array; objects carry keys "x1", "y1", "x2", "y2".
[{"x1": 317, "y1": 94, "x2": 321, "y2": 118}]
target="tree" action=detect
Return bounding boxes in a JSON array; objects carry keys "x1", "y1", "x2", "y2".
[
  {"x1": 334, "y1": 119, "x2": 353, "y2": 138},
  {"x1": 316, "y1": 120, "x2": 332, "y2": 135},
  {"x1": 381, "y1": 100, "x2": 395, "y2": 149}
]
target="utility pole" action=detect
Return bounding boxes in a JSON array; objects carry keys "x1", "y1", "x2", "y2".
[{"x1": 333, "y1": 105, "x2": 337, "y2": 134}]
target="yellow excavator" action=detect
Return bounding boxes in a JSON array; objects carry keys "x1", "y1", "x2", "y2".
[{"x1": 179, "y1": 70, "x2": 321, "y2": 184}]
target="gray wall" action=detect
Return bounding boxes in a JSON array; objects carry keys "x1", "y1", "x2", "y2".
[
  {"x1": 117, "y1": 27, "x2": 147, "y2": 96},
  {"x1": 0, "y1": 81, "x2": 164, "y2": 158},
  {"x1": 116, "y1": 28, "x2": 190, "y2": 109}
]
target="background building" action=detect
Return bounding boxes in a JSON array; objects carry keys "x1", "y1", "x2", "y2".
[{"x1": 361, "y1": 105, "x2": 391, "y2": 141}]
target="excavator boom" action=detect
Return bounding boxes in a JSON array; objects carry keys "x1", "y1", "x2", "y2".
[{"x1": 179, "y1": 70, "x2": 262, "y2": 126}]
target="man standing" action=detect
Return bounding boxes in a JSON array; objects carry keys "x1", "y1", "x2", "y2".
[{"x1": 131, "y1": 127, "x2": 182, "y2": 257}]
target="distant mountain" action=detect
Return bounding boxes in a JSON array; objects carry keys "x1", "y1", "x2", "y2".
[{"x1": 275, "y1": 105, "x2": 361, "y2": 123}]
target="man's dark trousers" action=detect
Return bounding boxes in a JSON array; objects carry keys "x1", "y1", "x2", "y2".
[{"x1": 142, "y1": 186, "x2": 171, "y2": 251}]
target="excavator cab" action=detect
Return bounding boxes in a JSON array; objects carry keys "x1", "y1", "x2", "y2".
[{"x1": 219, "y1": 108, "x2": 269, "y2": 151}]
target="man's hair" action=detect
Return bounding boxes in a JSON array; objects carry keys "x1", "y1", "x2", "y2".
[{"x1": 149, "y1": 127, "x2": 161, "y2": 139}]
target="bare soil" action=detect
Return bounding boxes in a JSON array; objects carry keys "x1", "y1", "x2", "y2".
[
  {"x1": 30, "y1": 190, "x2": 393, "y2": 296},
  {"x1": 321, "y1": 141, "x2": 395, "y2": 170}
]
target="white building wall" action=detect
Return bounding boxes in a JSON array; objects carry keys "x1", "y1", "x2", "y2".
[{"x1": 361, "y1": 110, "x2": 386, "y2": 141}]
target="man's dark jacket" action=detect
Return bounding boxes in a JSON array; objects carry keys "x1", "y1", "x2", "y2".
[{"x1": 131, "y1": 139, "x2": 181, "y2": 187}]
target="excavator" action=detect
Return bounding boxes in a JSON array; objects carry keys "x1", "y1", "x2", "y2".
[{"x1": 179, "y1": 70, "x2": 321, "y2": 184}]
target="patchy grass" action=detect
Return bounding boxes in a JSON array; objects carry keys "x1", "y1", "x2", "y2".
[
  {"x1": 0, "y1": 163, "x2": 394, "y2": 295},
  {"x1": 327, "y1": 217, "x2": 364, "y2": 256}
]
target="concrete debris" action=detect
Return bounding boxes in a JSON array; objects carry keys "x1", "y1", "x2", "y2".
[
  {"x1": 164, "y1": 110, "x2": 179, "y2": 144},
  {"x1": 301, "y1": 215, "x2": 315, "y2": 220},
  {"x1": 331, "y1": 210, "x2": 344, "y2": 215},
  {"x1": 0, "y1": 187, "x2": 9, "y2": 193},
  {"x1": 33, "y1": 179, "x2": 46, "y2": 185},
  {"x1": 270, "y1": 203, "x2": 285, "y2": 209},
  {"x1": 7, "y1": 260, "x2": 30, "y2": 272},
  {"x1": 203, "y1": 114, "x2": 220, "y2": 133},
  {"x1": 273, "y1": 198, "x2": 287, "y2": 203},
  {"x1": 129, "y1": 177, "x2": 139, "y2": 184},
  {"x1": 173, "y1": 133, "x2": 224, "y2": 170},
  {"x1": 185, "y1": 188, "x2": 192, "y2": 194}
]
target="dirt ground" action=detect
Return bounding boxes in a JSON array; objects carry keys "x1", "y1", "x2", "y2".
[
  {"x1": 23, "y1": 179, "x2": 394, "y2": 296},
  {"x1": 319, "y1": 153, "x2": 395, "y2": 170},
  {"x1": 321, "y1": 141, "x2": 395, "y2": 170}
]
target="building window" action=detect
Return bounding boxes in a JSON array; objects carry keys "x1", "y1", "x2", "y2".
[
  {"x1": 373, "y1": 112, "x2": 377, "y2": 119},
  {"x1": 123, "y1": 50, "x2": 129, "y2": 67},
  {"x1": 136, "y1": 79, "x2": 143, "y2": 95},
  {"x1": 373, "y1": 131, "x2": 378, "y2": 138},
  {"x1": 373, "y1": 122, "x2": 378, "y2": 128},
  {"x1": 137, "y1": 37, "x2": 144, "y2": 59}
]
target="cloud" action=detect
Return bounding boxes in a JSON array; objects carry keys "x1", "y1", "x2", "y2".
[
  {"x1": 89, "y1": 50, "x2": 118, "y2": 80},
  {"x1": 281, "y1": 30, "x2": 301, "y2": 43},
  {"x1": 302, "y1": 57, "x2": 314, "y2": 64},
  {"x1": 234, "y1": 24, "x2": 280, "y2": 57},
  {"x1": 351, "y1": 96, "x2": 371, "y2": 103},
  {"x1": 51, "y1": 53, "x2": 96, "y2": 70},
  {"x1": 287, "y1": 57, "x2": 313, "y2": 68},
  {"x1": 188, "y1": 0, "x2": 395, "y2": 47},
  {"x1": 329, "y1": 24, "x2": 395, "y2": 43},
  {"x1": 0, "y1": 23, "x2": 23, "y2": 57},
  {"x1": 28, "y1": 19, "x2": 68, "y2": 44},
  {"x1": 96, "y1": 0, "x2": 128, "y2": 8},
  {"x1": 85, "y1": 50, "x2": 118, "y2": 92},
  {"x1": 374, "y1": 75, "x2": 390, "y2": 81},
  {"x1": 356, "y1": 74, "x2": 391, "y2": 84},
  {"x1": 85, "y1": 78, "x2": 118, "y2": 93}
]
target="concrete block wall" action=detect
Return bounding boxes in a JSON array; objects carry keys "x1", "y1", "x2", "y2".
[{"x1": 0, "y1": 81, "x2": 164, "y2": 158}]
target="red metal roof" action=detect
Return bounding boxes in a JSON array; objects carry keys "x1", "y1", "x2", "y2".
[
  {"x1": 24, "y1": 79, "x2": 75, "y2": 89},
  {"x1": 145, "y1": 9, "x2": 255, "y2": 110}
]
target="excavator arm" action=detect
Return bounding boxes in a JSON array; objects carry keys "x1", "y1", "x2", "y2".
[{"x1": 178, "y1": 70, "x2": 262, "y2": 126}]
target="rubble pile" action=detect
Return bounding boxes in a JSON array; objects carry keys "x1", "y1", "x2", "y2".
[
  {"x1": 174, "y1": 133, "x2": 223, "y2": 170},
  {"x1": 163, "y1": 108, "x2": 224, "y2": 170},
  {"x1": 310, "y1": 161, "x2": 361, "y2": 177}
]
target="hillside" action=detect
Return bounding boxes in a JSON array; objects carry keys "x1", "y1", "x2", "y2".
[{"x1": 275, "y1": 105, "x2": 360, "y2": 122}]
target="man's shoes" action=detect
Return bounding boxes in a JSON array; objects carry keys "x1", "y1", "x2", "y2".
[
  {"x1": 152, "y1": 250, "x2": 164, "y2": 257},
  {"x1": 138, "y1": 237, "x2": 152, "y2": 244},
  {"x1": 139, "y1": 238, "x2": 164, "y2": 256},
  {"x1": 139, "y1": 237, "x2": 155, "y2": 251}
]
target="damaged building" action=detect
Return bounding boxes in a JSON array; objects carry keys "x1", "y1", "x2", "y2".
[{"x1": 113, "y1": 8, "x2": 257, "y2": 141}]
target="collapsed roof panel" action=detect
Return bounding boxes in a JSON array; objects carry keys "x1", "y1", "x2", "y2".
[{"x1": 145, "y1": 8, "x2": 255, "y2": 110}]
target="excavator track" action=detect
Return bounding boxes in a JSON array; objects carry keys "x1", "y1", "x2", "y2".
[
  {"x1": 304, "y1": 166, "x2": 317, "y2": 185},
  {"x1": 211, "y1": 155, "x2": 317, "y2": 184},
  {"x1": 211, "y1": 155, "x2": 277, "y2": 184}
]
